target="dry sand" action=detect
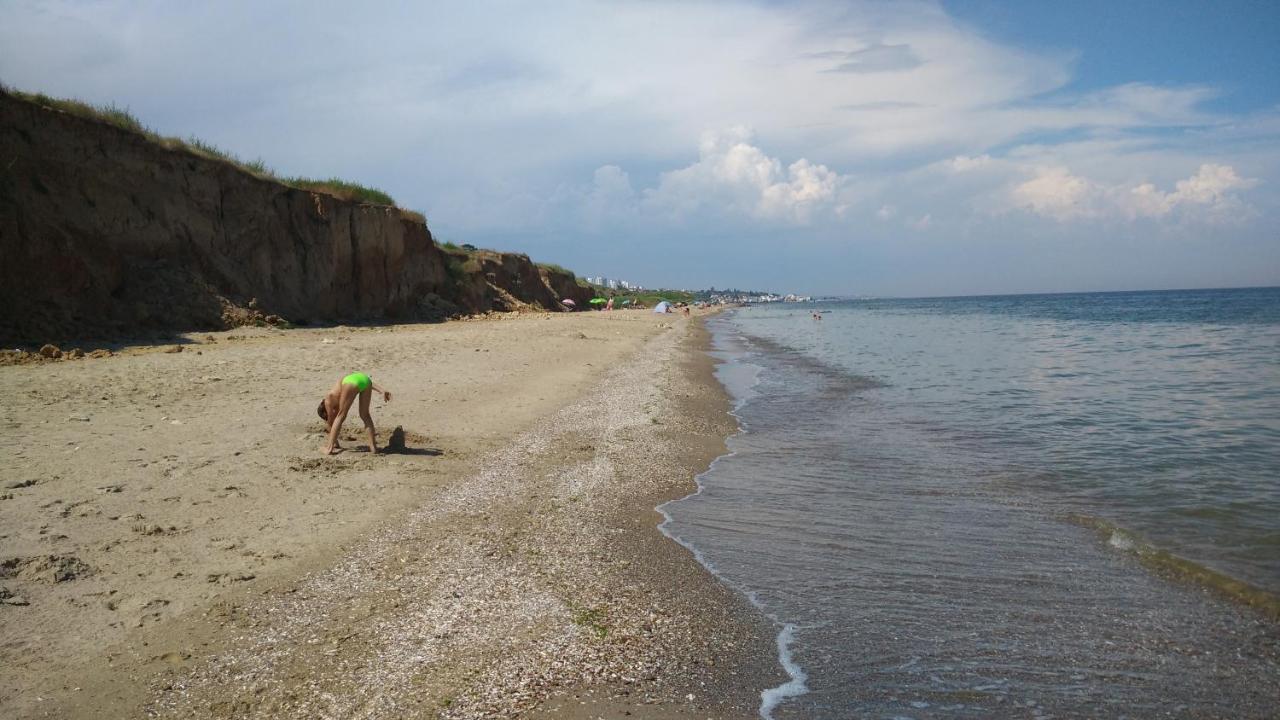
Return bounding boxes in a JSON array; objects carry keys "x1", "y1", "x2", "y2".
[{"x1": 1, "y1": 309, "x2": 783, "y2": 718}]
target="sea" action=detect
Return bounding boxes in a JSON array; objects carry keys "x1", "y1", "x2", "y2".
[{"x1": 659, "y1": 287, "x2": 1280, "y2": 719}]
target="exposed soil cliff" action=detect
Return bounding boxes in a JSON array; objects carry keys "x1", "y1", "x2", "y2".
[{"x1": 0, "y1": 91, "x2": 593, "y2": 345}]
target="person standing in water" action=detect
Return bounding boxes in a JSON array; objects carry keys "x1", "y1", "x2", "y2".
[{"x1": 317, "y1": 372, "x2": 391, "y2": 455}]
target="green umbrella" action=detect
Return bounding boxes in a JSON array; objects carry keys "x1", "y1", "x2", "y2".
[{"x1": 589, "y1": 297, "x2": 607, "y2": 304}]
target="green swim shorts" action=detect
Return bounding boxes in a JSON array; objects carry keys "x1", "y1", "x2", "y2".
[{"x1": 342, "y1": 372, "x2": 372, "y2": 392}]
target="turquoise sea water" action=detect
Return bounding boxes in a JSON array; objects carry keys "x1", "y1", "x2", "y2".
[{"x1": 661, "y1": 287, "x2": 1280, "y2": 719}]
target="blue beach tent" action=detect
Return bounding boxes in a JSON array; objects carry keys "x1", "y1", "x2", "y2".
[{"x1": 653, "y1": 301, "x2": 671, "y2": 313}]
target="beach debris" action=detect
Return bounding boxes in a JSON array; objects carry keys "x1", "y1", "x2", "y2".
[
  {"x1": 5, "y1": 479, "x2": 37, "y2": 489},
  {"x1": 132, "y1": 523, "x2": 177, "y2": 536},
  {"x1": 1, "y1": 587, "x2": 31, "y2": 606},
  {"x1": 0, "y1": 346, "x2": 106, "y2": 365},
  {"x1": 206, "y1": 572, "x2": 255, "y2": 585},
  {"x1": 163, "y1": 344, "x2": 184, "y2": 353}
]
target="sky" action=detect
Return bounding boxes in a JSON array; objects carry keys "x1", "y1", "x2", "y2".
[{"x1": 3, "y1": 0, "x2": 1278, "y2": 296}]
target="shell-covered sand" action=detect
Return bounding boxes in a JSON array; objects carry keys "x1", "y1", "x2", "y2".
[{"x1": 1, "y1": 310, "x2": 783, "y2": 718}]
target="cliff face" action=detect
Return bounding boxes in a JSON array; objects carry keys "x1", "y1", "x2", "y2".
[{"x1": 0, "y1": 92, "x2": 592, "y2": 345}]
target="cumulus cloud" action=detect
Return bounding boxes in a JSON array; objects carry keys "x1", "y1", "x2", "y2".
[
  {"x1": 581, "y1": 165, "x2": 638, "y2": 227},
  {"x1": 1009, "y1": 167, "x2": 1099, "y2": 220},
  {"x1": 1010, "y1": 163, "x2": 1258, "y2": 222},
  {"x1": 642, "y1": 127, "x2": 844, "y2": 223}
]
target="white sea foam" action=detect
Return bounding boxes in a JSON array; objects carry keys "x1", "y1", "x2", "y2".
[{"x1": 760, "y1": 622, "x2": 809, "y2": 719}]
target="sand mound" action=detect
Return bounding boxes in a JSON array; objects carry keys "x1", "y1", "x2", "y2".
[{"x1": 0, "y1": 554, "x2": 93, "y2": 583}]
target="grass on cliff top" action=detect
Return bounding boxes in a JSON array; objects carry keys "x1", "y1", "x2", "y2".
[
  {"x1": 535, "y1": 262, "x2": 576, "y2": 278},
  {"x1": 282, "y1": 177, "x2": 396, "y2": 206},
  {"x1": 4, "y1": 84, "x2": 417, "y2": 217},
  {"x1": 441, "y1": 243, "x2": 579, "y2": 280}
]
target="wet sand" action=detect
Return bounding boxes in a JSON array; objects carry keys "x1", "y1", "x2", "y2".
[{"x1": 0, "y1": 310, "x2": 783, "y2": 718}]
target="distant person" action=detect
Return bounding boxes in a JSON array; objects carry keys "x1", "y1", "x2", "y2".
[
  {"x1": 812, "y1": 312, "x2": 821, "y2": 320},
  {"x1": 606, "y1": 297, "x2": 614, "y2": 312},
  {"x1": 317, "y1": 372, "x2": 392, "y2": 455}
]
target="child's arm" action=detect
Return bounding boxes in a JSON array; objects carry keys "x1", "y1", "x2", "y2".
[{"x1": 324, "y1": 405, "x2": 349, "y2": 455}]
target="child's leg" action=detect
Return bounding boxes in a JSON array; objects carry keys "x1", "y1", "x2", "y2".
[
  {"x1": 322, "y1": 385, "x2": 359, "y2": 455},
  {"x1": 358, "y1": 389, "x2": 377, "y2": 452}
]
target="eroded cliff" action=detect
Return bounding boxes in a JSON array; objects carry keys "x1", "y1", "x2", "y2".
[{"x1": 0, "y1": 91, "x2": 592, "y2": 345}]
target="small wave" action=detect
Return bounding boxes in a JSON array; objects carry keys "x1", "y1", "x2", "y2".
[
  {"x1": 732, "y1": 330, "x2": 886, "y2": 391},
  {"x1": 657, "y1": 448, "x2": 812, "y2": 719},
  {"x1": 1067, "y1": 514, "x2": 1280, "y2": 621},
  {"x1": 658, "y1": 320, "x2": 813, "y2": 718},
  {"x1": 759, "y1": 622, "x2": 808, "y2": 719}
]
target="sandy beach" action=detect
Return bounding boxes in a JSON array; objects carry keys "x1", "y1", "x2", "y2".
[{"x1": 1, "y1": 309, "x2": 783, "y2": 718}]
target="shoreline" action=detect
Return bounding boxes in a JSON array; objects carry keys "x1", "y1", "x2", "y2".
[
  {"x1": 655, "y1": 311, "x2": 809, "y2": 718},
  {"x1": 1, "y1": 309, "x2": 783, "y2": 718}
]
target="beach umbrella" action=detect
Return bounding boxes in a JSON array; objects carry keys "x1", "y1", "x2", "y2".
[
  {"x1": 621, "y1": 299, "x2": 632, "y2": 305},
  {"x1": 561, "y1": 298, "x2": 576, "y2": 307},
  {"x1": 589, "y1": 297, "x2": 607, "y2": 305}
]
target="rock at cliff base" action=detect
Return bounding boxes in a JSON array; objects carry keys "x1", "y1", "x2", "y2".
[{"x1": 38, "y1": 344, "x2": 62, "y2": 359}]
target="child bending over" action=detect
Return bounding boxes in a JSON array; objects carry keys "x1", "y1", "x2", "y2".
[{"x1": 317, "y1": 372, "x2": 391, "y2": 455}]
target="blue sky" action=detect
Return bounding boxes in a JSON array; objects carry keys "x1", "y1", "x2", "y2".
[{"x1": 3, "y1": 0, "x2": 1278, "y2": 296}]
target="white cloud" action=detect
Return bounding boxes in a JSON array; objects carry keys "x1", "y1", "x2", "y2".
[
  {"x1": 1010, "y1": 166, "x2": 1099, "y2": 220},
  {"x1": 642, "y1": 128, "x2": 844, "y2": 223},
  {"x1": 581, "y1": 165, "x2": 638, "y2": 228},
  {"x1": 948, "y1": 155, "x2": 992, "y2": 172},
  {"x1": 1010, "y1": 163, "x2": 1258, "y2": 222}
]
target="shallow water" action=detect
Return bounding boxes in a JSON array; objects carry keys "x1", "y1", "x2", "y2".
[{"x1": 662, "y1": 288, "x2": 1280, "y2": 718}]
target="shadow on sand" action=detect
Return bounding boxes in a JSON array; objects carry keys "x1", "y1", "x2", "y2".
[{"x1": 382, "y1": 426, "x2": 444, "y2": 457}]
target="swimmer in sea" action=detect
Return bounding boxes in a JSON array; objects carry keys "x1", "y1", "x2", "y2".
[{"x1": 318, "y1": 372, "x2": 392, "y2": 455}]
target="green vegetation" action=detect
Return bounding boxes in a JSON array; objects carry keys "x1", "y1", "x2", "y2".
[
  {"x1": 282, "y1": 176, "x2": 395, "y2": 206},
  {"x1": 536, "y1": 262, "x2": 575, "y2": 278},
  {"x1": 443, "y1": 253, "x2": 468, "y2": 282},
  {"x1": 3, "y1": 84, "x2": 422, "y2": 217},
  {"x1": 570, "y1": 605, "x2": 609, "y2": 639},
  {"x1": 585, "y1": 288, "x2": 695, "y2": 307},
  {"x1": 10, "y1": 89, "x2": 150, "y2": 136}
]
